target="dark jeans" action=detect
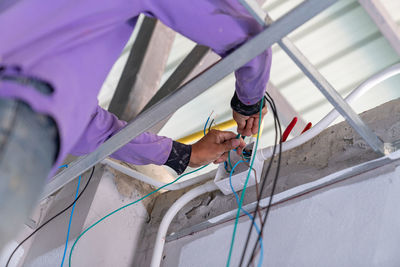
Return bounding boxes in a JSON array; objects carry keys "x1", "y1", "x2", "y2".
[{"x1": 0, "y1": 98, "x2": 58, "y2": 249}]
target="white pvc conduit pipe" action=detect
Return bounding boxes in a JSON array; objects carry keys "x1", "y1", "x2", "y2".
[
  {"x1": 150, "y1": 181, "x2": 218, "y2": 267},
  {"x1": 259, "y1": 63, "x2": 400, "y2": 160},
  {"x1": 102, "y1": 158, "x2": 216, "y2": 190}
]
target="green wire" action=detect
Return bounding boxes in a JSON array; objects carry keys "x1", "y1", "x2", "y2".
[
  {"x1": 226, "y1": 97, "x2": 264, "y2": 267},
  {"x1": 68, "y1": 164, "x2": 208, "y2": 267}
]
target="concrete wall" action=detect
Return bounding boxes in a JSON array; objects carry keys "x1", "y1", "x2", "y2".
[
  {"x1": 1, "y1": 165, "x2": 155, "y2": 267},
  {"x1": 161, "y1": 161, "x2": 400, "y2": 267}
]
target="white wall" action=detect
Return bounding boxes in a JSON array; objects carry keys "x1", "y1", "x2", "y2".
[{"x1": 162, "y1": 164, "x2": 400, "y2": 267}]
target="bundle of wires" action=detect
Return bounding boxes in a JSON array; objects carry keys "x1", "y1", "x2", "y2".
[
  {"x1": 226, "y1": 97, "x2": 264, "y2": 267},
  {"x1": 238, "y1": 92, "x2": 283, "y2": 267},
  {"x1": 229, "y1": 160, "x2": 264, "y2": 267},
  {"x1": 6, "y1": 167, "x2": 96, "y2": 267}
]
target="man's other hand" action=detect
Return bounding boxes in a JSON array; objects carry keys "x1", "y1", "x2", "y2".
[
  {"x1": 189, "y1": 130, "x2": 246, "y2": 168},
  {"x1": 233, "y1": 105, "x2": 267, "y2": 137}
]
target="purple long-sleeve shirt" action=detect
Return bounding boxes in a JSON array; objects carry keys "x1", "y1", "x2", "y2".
[{"x1": 0, "y1": 0, "x2": 272, "y2": 177}]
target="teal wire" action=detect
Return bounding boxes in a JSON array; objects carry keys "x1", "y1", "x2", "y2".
[
  {"x1": 204, "y1": 116, "x2": 211, "y2": 136},
  {"x1": 228, "y1": 160, "x2": 264, "y2": 267},
  {"x1": 226, "y1": 97, "x2": 264, "y2": 267},
  {"x1": 60, "y1": 175, "x2": 81, "y2": 267},
  {"x1": 68, "y1": 164, "x2": 208, "y2": 267}
]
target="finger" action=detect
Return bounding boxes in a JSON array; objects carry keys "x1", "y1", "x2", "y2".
[
  {"x1": 214, "y1": 152, "x2": 229, "y2": 164},
  {"x1": 235, "y1": 138, "x2": 246, "y2": 155},
  {"x1": 236, "y1": 118, "x2": 246, "y2": 131},
  {"x1": 243, "y1": 117, "x2": 254, "y2": 136},
  {"x1": 220, "y1": 138, "x2": 241, "y2": 153},
  {"x1": 251, "y1": 117, "x2": 259, "y2": 135},
  {"x1": 215, "y1": 130, "x2": 238, "y2": 143},
  {"x1": 233, "y1": 111, "x2": 248, "y2": 133}
]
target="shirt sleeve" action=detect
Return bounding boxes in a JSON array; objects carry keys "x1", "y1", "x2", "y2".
[
  {"x1": 139, "y1": 0, "x2": 272, "y2": 107},
  {"x1": 70, "y1": 105, "x2": 175, "y2": 166}
]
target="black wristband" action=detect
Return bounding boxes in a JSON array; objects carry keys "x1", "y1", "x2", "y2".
[
  {"x1": 164, "y1": 141, "x2": 192, "y2": 175},
  {"x1": 230, "y1": 92, "x2": 265, "y2": 116}
]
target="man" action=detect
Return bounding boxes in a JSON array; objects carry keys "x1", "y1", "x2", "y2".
[{"x1": 0, "y1": 0, "x2": 271, "y2": 248}]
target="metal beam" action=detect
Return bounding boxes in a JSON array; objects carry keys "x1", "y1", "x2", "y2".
[
  {"x1": 358, "y1": 0, "x2": 400, "y2": 57},
  {"x1": 108, "y1": 17, "x2": 176, "y2": 121},
  {"x1": 41, "y1": 0, "x2": 338, "y2": 200},
  {"x1": 280, "y1": 38, "x2": 385, "y2": 154},
  {"x1": 241, "y1": 0, "x2": 385, "y2": 154},
  {"x1": 144, "y1": 45, "x2": 219, "y2": 133},
  {"x1": 143, "y1": 45, "x2": 211, "y2": 112}
]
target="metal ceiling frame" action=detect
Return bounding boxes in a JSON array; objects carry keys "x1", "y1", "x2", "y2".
[
  {"x1": 40, "y1": 0, "x2": 400, "y2": 200},
  {"x1": 358, "y1": 0, "x2": 400, "y2": 57},
  {"x1": 240, "y1": 0, "x2": 392, "y2": 155}
]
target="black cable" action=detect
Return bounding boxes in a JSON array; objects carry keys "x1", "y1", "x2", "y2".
[
  {"x1": 238, "y1": 94, "x2": 280, "y2": 267},
  {"x1": 6, "y1": 166, "x2": 96, "y2": 267},
  {"x1": 246, "y1": 93, "x2": 283, "y2": 266}
]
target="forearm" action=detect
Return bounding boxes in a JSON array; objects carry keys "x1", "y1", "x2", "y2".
[{"x1": 70, "y1": 106, "x2": 191, "y2": 173}]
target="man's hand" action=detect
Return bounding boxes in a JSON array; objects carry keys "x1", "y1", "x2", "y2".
[
  {"x1": 233, "y1": 105, "x2": 268, "y2": 136},
  {"x1": 189, "y1": 130, "x2": 246, "y2": 168}
]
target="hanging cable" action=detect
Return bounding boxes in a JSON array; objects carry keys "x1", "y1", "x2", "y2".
[
  {"x1": 229, "y1": 160, "x2": 264, "y2": 267},
  {"x1": 247, "y1": 93, "x2": 283, "y2": 266},
  {"x1": 226, "y1": 97, "x2": 264, "y2": 267},
  {"x1": 238, "y1": 93, "x2": 281, "y2": 267},
  {"x1": 5, "y1": 167, "x2": 95, "y2": 267},
  {"x1": 60, "y1": 172, "x2": 82, "y2": 267},
  {"x1": 249, "y1": 93, "x2": 282, "y2": 265},
  {"x1": 68, "y1": 164, "x2": 208, "y2": 267}
]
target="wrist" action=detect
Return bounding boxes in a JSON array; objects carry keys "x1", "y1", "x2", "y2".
[
  {"x1": 164, "y1": 141, "x2": 192, "y2": 175},
  {"x1": 188, "y1": 142, "x2": 203, "y2": 168},
  {"x1": 231, "y1": 92, "x2": 265, "y2": 116}
]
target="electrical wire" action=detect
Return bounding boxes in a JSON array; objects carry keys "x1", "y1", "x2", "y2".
[
  {"x1": 203, "y1": 111, "x2": 214, "y2": 136},
  {"x1": 248, "y1": 93, "x2": 282, "y2": 265},
  {"x1": 240, "y1": 93, "x2": 282, "y2": 266},
  {"x1": 60, "y1": 173, "x2": 82, "y2": 267},
  {"x1": 229, "y1": 160, "x2": 264, "y2": 267},
  {"x1": 208, "y1": 118, "x2": 215, "y2": 133},
  {"x1": 238, "y1": 94, "x2": 280, "y2": 266},
  {"x1": 68, "y1": 164, "x2": 208, "y2": 267},
  {"x1": 226, "y1": 97, "x2": 264, "y2": 267},
  {"x1": 5, "y1": 167, "x2": 96, "y2": 267}
]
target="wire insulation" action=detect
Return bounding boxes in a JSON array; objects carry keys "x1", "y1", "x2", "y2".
[
  {"x1": 239, "y1": 94, "x2": 280, "y2": 266},
  {"x1": 68, "y1": 164, "x2": 208, "y2": 267},
  {"x1": 5, "y1": 167, "x2": 95, "y2": 267},
  {"x1": 226, "y1": 97, "x2": 264, "y2": 267},
  {"x1": 248, "y1": 93, "x2": 282, "y2": 265},
  {"x1": 60, "y1": 174, "x2": 82, "y2": 267},
  {"x1": 229, "y1": 160, "x2": 263, "y2": 267}
]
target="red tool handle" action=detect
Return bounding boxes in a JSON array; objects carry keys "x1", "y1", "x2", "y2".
[
  {"x1": 301, "y1": 122, "x2": 312, "y2": 134},
  {"x1": 282, "y1": 117, "x2": 297, "y2": 142}
]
